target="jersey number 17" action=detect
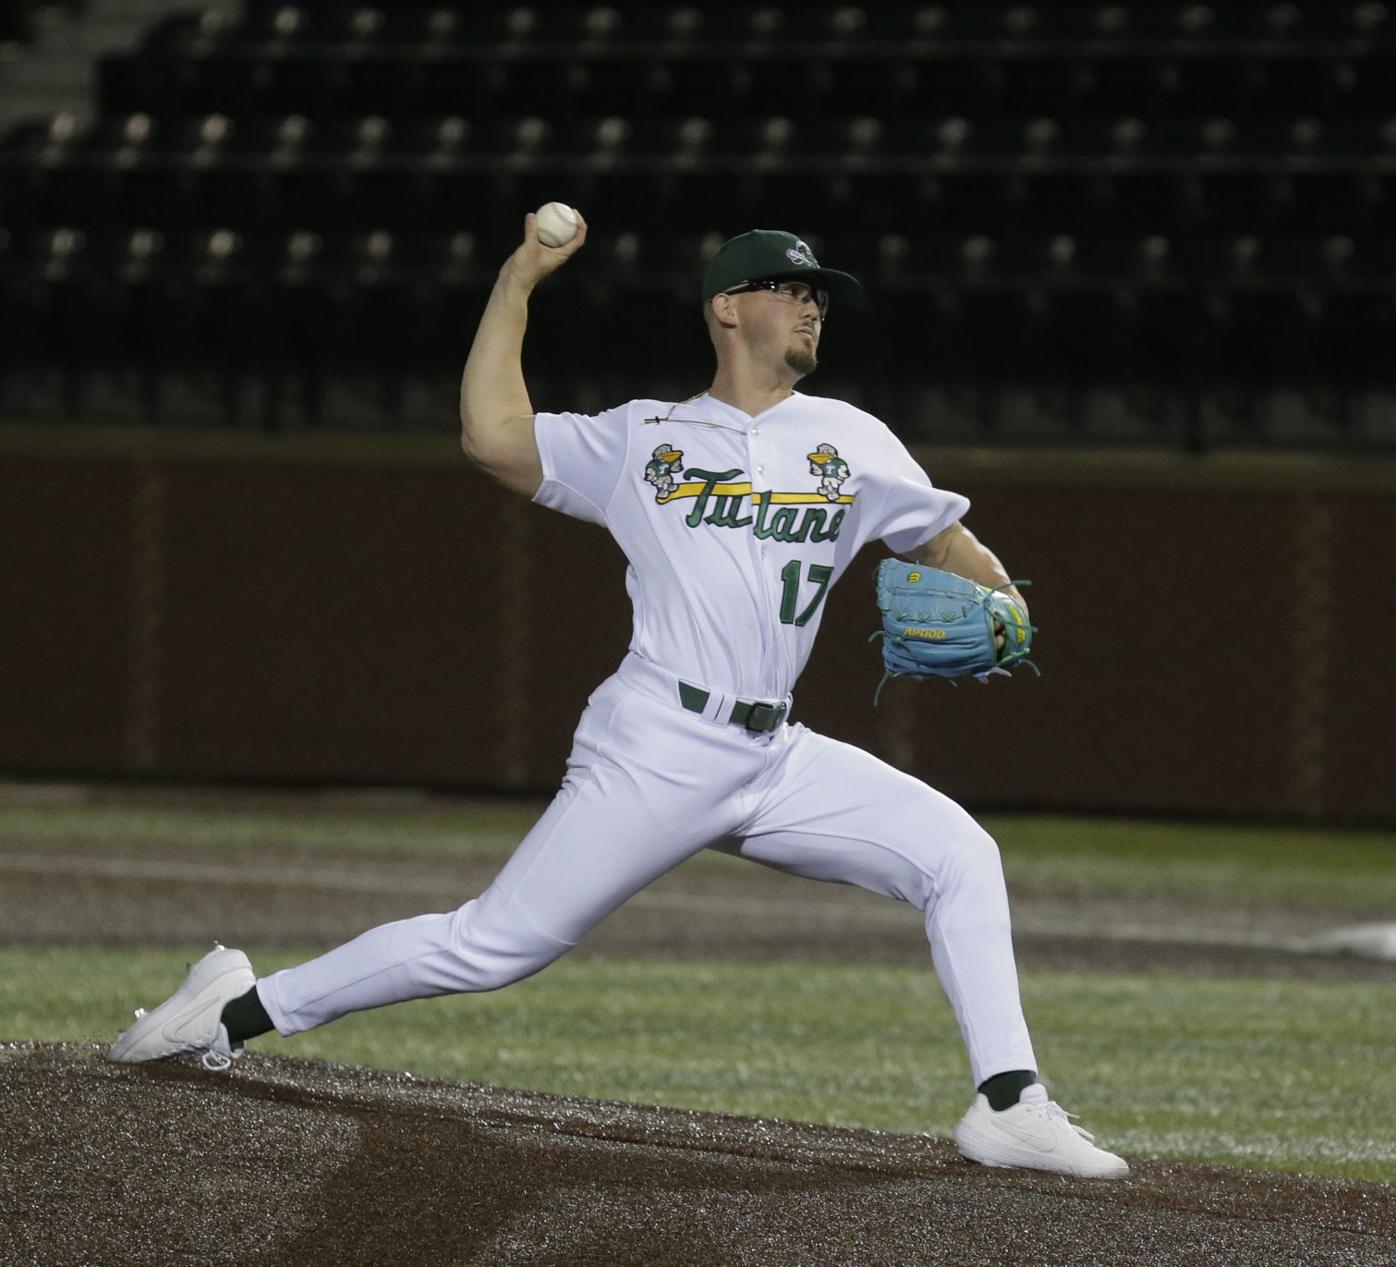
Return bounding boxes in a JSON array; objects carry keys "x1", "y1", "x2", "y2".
[{"x1": 778, "y1": 560, "x2": 833, "y2": 627}]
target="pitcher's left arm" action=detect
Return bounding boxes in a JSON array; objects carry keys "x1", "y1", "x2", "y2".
[{"x1": 912, "y1": 521, "x2": 1029, "y2": 620}]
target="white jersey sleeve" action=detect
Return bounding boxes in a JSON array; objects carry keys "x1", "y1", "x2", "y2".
[
  {"x1": 872, "y1": 432, "x2": 971, "y2": 555},
  {"x1": 532, "y1": 406, "x2": 631, "y2": 526}
]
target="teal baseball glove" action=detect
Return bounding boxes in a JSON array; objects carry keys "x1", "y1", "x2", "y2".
[{"x1": 872, "y1": 559, "x2": 1037, "y2": 690}]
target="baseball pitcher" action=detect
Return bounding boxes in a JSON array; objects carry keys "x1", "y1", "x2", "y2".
[{"x1": 109, "y1": 215, "x2": 1127, "y2": 1179}]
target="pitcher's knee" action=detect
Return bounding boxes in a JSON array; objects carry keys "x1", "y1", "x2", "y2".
[
  {"x1": 445, "y1": 901, "x2": 572, "y2": 992},
  {"x1": 899, "y1": 818, "x2": 1003, "y2": 909},
  {"x1": 943, "y1": 821, "x2": 1004, "y2": 881}
]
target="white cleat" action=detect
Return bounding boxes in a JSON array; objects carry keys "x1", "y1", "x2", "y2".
[
  {"x1": 954, "y1": 1084, "x2": 1130, "y2": 1179},
  {"x1": 107, "y1": 943, "x2": 256, "y2": 1071}
]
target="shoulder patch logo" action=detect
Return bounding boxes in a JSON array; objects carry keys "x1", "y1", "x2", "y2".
[
  {"x1": 643, "y1": 444, "x2": 684, "y2": 500},
  {"x1": 807, "y1": 443, "x2": 851, "y2": 501}
]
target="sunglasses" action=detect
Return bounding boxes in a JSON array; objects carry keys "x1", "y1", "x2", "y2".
[{"x1": 722, "y1": 278, "x2": 830, "y2": 317}]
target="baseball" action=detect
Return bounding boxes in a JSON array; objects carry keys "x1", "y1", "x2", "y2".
[{"x1": 535, "y1": 202, "x2": 579, "y2": 248}]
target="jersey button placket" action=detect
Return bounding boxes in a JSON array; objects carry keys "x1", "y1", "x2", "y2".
[
  {"x1": 756, "y1": 424, "x2": 799, "y2": 693},
  {"x1": 748, "y1": 424, "x2": 786, "y2": 695},
  {"x1": 745, "y1": 429, "x2": 772, "y2": 670},
  {"x1": 749, "y1": 429, "x2": 765, "y2": 541}
]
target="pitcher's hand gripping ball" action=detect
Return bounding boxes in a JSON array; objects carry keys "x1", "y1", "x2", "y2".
[
  {"x1": 535, "y1": 202, "x2": 579, "y2": 247},
  {"x1": 873, "y1": 560, "x2": 1036, "y2": 687}
]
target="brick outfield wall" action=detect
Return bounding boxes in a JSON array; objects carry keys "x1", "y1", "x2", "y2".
[{"x1": 2, "y1": 429, "x2": 1392, "y2": 824}]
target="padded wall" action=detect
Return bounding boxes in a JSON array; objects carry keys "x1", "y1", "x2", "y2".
[{"x1": 1, "y1": 427, "x2": 1390, "y2": 822}]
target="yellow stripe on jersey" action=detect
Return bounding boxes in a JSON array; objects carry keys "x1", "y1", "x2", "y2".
[
  {"x1": 657, "y1": 484, "x2": 855, "y2": 506},
  {"x1": 768, "y1": 492, "x2": 856, "y2": 504},
  {"x1": 658, "y1": 481, "x2": 753, "y2": 502}
]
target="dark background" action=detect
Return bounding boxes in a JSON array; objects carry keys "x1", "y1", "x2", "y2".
[{"x1": 1, "y1": 0, "x2": 1393, "y2": 821}]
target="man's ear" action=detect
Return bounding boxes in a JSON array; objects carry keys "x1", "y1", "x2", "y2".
[{"x1": 710, "y1": 293, "x2": 739, "y2": 329}]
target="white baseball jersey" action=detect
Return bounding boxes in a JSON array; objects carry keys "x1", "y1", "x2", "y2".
[{"x1": 534, "y1": 391, "x2": 970, "y2": 701}]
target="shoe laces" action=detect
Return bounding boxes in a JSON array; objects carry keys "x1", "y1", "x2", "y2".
[
  {"x1": 1022, "y1": 1095, "x2": 1096, "y2": 1143},
  {"x1": 199, "y1": 1023, "x2": 244, "y2": 1073},
  {"x1": 200, "y1": 1043, "x2": 246, "y2": 1072}
]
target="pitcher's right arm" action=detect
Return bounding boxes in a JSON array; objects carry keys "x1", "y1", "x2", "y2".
[{"x1": 459, "y1": 210, "x2": 589, "y2": 496}]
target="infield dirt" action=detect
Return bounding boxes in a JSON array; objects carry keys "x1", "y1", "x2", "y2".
[{"x1": 4, "y1": 1041, "x2": 1396, "y2": 1267}]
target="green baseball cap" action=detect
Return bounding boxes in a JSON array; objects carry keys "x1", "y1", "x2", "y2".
[{"x1": 702, "y1": 230, "x2": 862, "y2": 305}]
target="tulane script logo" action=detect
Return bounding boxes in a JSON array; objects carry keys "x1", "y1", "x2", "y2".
[{"x1": 643, "y1": 443, "x2": 855, "y2": 543}]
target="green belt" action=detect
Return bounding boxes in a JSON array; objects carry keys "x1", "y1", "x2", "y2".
[{"x1": 678, "y1": 681, "x2": 788, "y2": 733}]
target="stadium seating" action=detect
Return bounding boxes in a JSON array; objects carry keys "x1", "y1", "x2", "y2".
[
  {"x1": 1, "y1": 0, "x2": 1394, "y2": 445},
  {"x1": 0, "y1": 0, "x2": 87, "y2": 45}
]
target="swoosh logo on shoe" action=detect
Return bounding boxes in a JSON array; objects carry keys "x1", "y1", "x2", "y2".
[
  {"x1": 164, "y1": 1003, "x2": 218, "y2": 1044},
  {"x1": 1002, "y1": 1113, "x2": 1060, "y2": 1152}
]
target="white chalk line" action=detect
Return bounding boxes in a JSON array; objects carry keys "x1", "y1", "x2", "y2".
[{"x1": 2, "y1": 850, "x2": 1386, "y2": 959}]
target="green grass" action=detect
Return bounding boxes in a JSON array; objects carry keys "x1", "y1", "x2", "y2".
[
  {"x1": 993, "y1": 816, "x2": 1396, "y2": 909},
  {"x1": 0, "y1": 801, "x2": 539, "y2": 860},
  {"x1": 5, "y1": 948, "x2": 1394, "y2": 1182},
  {"x1": 2, "y1": 800, "x2": 1394, "y2": 909}
]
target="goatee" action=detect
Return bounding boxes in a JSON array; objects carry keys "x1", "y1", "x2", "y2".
[{"x1": 785, "y1": 344, "x2": 818, "y2": 377}]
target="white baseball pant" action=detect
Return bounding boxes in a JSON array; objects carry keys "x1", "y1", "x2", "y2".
[{"x1": 259, "y1": 654, "x2": 1038, "y2": 1086}]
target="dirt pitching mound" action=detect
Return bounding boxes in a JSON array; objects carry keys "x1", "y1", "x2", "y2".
[{"x1": 2, "y1": 1043, "x2": 1393, "y2": 1267}]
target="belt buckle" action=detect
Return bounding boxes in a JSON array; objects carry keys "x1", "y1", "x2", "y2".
[{"x1": 743, "y1": 701, "x2": 787, "y2": 733}]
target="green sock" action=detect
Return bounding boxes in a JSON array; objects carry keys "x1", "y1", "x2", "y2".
[
  {"x1": 221, "y1": 985, "x2": 274, "y2": 1044},
  {"x1": 978, "y1": 1069, "x2": 1038, "y2": 1111}
]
